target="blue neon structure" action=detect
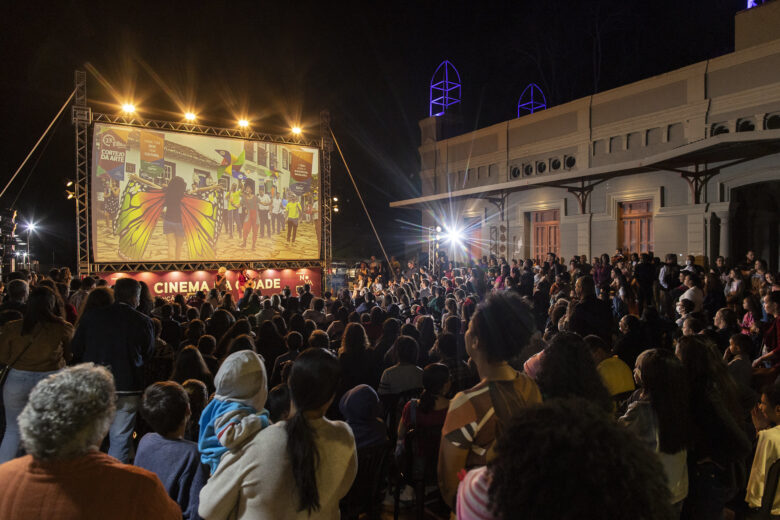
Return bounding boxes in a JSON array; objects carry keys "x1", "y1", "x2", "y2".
[
  {"x1": 517, "y1": 83, "x2": 547, "y2": 117},
  {"x1": 429, "y1": 60, "x2": 462, "y2": 117}
]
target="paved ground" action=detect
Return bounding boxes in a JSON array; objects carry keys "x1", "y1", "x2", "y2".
[{"x1": 94, "y1": 217, "x2": 319, "y2": 262}]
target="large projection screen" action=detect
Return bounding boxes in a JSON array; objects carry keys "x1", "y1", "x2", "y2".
[{"x1": 90, "y1": 123, "x2": 320, "y2": 262}]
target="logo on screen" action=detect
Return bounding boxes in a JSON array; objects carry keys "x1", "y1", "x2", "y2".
[{"x1": 102, "y1": 134, "x2": 117, "y2": 147}]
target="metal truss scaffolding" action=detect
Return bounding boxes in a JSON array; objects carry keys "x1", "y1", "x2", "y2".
[
  {"x1": 73, "y1": 70, "x2": 332, "y2": 286},
  {"x1": 320, "y1": 110, "x2": 333, "y2": 288},
  {"x1": 72, "y1": 71, "x2": 91, "y2": 276}
]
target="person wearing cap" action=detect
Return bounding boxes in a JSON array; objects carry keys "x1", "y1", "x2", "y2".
[{"x1": 197, "y1": 350, "x2": 270, "y2": 474}]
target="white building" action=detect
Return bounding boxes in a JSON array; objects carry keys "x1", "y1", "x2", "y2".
[{"x1": 391, "y1": 2, "x2": 780, "y2": 271}]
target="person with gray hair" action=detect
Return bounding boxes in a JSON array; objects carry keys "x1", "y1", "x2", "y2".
[
  {"x1": 0, "y1": 278, "x2": 29, "y2": 314},
  {"x1": 71, "y1": 277, "x2": 155, "y2": 463},
  {"x1": 0, "y1": 364, "x2": 180, "y2": 519}
]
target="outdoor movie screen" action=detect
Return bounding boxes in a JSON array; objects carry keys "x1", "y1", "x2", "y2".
[{"x1": 90, "y1": 123, "x2": 320, "y2": 263}]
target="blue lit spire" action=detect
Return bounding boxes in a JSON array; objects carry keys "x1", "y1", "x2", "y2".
[
  {"x1": 517, "y1": 83, "x2": 547, "y2": 117},
  {"x1": 429, "y1": 60, "x2": 462, "y2": 117}
]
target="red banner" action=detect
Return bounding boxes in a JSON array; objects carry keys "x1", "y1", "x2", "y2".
[
  {"x1": 96, "y1": 267, "x2": 321, "y2": 301},
  {"x1": 289, "y1": 150, "x2": 313, "y2": 183}
]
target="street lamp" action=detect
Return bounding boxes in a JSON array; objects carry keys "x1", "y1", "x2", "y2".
[{"x1": 26, "y1": 222, "x2": 36, "y2": 269}]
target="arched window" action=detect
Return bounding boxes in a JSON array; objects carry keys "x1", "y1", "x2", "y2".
[
  {"x1": 429, "y1": 60, "x2": 461, "y2": 117},
  {"x1": 517, "y1": 83, "x2": 547, "y2": 117}
]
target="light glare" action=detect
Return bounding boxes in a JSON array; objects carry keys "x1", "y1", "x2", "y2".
[
  {"x1": 238, "y1": 119, "x2": 249, "y2": 128},
  {"x1": 291, "y1": 126, "x2": 302, "y2": 135},
  {"x1": 121, "y1": 103, "x2": 135, "y2": 113},
  {"x1": 184, "y1": 112, "x2": 196, "y2": 121}
]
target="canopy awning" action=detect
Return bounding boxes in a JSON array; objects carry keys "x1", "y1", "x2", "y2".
[{"x1": 389, "y1": 129, "x2": 780, "y2": 208}]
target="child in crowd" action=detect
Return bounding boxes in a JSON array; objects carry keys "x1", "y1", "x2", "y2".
[
  {"x1": 135, "y1": 382, "x2": 209, "y2": 520},
  {"x1": 182, "y1": 378, "x2": 209, "y2": 442},
  {"x1": 266, "y1": 383, "x2": 291, "y2": 423},
  {"x1": 198, "y1": 350, "x2": 271, "y2": 474}
]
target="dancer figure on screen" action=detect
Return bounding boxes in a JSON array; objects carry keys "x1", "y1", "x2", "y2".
[{"x1": 114, "y1": 174, "x2": 222, "y2": 261}]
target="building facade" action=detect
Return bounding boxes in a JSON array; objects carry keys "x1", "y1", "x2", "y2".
[{"x1": 392, "y1": 3, "x2": 780, "y2": 271}]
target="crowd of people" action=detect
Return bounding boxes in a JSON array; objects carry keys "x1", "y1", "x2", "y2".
[{"x1": 0, "y1": 249, "x2": 779, "y2": 519}]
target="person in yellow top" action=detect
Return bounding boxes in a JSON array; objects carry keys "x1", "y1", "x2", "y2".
[
  {"x1": 228, "y1": 183, "x2": 243, "y2": 238},
  {"x1": 584, "y1": 334, "x2": 635, "y2": 399},
  {"x1": 285, "y1": 193, "x2": 302, "y2": 244},
  {"x1": 746, "y1": 382, "x2": 780, "y2": 516}
]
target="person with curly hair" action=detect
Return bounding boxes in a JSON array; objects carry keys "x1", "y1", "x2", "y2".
[
  {"x1": 456, "y1": 398, "x2": 675, "y2": 520},
  {"x1": 438, "y1": 291, "x2": 542, "y2": 507}
]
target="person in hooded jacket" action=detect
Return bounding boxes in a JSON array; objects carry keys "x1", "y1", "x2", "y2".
[
  {"x1": 198, "y1": 350, "x2": 271, "y2": 474},
  {"x1": 338, "y1": 384, "x2": 388, "y2": 449}
]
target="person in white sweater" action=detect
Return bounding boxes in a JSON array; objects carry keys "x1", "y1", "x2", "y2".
[{"x1": 199, "y1": 347, "x2": 357, "y2": 520}]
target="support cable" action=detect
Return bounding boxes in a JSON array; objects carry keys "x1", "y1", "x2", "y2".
[
  {"x1": 329, "y1": 128, "x2": 395, "y2": 280},
  {"x1": 10, "y1": 116, "x2": 64, "y2": 208},
  {"x1": 0, "y1": 88, "x2": 77, "y2": 201}
]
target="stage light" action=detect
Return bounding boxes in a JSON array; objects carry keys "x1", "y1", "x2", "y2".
[
  {"x1": 333, "y1": 206, "x2": 340, "y2": 213},
  {"x1": 66, "y1": 191, "x2": 75, "y2": 200},
  {"x1": 66, "y1": 180, "x2": 73, "y2": 187},
  {"x1": 291, "y1": 126, "x2": 302, "y2": 135},
  {"x1": 121, "y1": 103, "x2": 135, "y2": 113},
  {"x1": 184, "y1": 112, "x2": 196, "y2": 121},
  {"x1": 26, "y1": 222, "x2": 36, "y2": 232},
  {"x1": 333, "y1": 197, "x2": 338, "y2": 202},
  {"x1": 238, "y1": 119, "x2": 249, "y2": 128},
  {"x1": 442, "y1": 224, "x2": 464, "y2": 246},
  {"x1": 436, "y1": 225, "x2": 442, "y2": 233}
]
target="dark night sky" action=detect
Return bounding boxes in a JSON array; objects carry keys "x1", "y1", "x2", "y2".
[{"x1": 0, "y1": 0, "x2": 743, "y2": 269}]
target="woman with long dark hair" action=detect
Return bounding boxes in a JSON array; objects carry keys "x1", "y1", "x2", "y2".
[
  {"x1": 170, "y1": 345, "x2": 214, "y2": 394},
  {"x1": 675, "y1": 335, "x2": 751, "y2": 519},
  {"x1": 536, "y1": 332, "x2": 613, "y2": 412},
  {"x1": 0, "y1": 286, "x2": 74, "y2": 462},
  {"x1": 199, "y1": 348, "x2": 357, "y2": 518},
  {"x1": 256, "y1": 319, "x2": 287, "y2": 376},
  {"x1": 619, "y1": 348, "x2": 692, "y2": 512},
  {"x1": 76, "y1": 286, "x2": 114, "y2": 326},
  {"x1": 338, "y1": 322, "x2": 382, "y2": 393}
]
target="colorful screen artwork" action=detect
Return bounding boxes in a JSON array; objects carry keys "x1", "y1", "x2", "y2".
[{"x1": 90, "y1": 123, "x2": 320, "y2": 262}]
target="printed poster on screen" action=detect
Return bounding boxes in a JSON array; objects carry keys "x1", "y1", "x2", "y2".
[{"x1": 90, "y1": 123, "x2": 321, "y2": 263}]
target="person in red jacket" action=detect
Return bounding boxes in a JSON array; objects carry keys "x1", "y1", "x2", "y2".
[{"x1": 0, "y1": 363, "x2": 181, "y2": 520}]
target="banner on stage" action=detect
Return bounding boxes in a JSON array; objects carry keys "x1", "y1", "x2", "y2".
[
  {"x1": 96, "y1": 267, "x2": 322, "y2": 300},
  {"x1": 90, "y1": 123, "x2": 321, "y2": 263}
]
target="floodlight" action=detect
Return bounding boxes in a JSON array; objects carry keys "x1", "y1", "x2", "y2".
[
  {"x1": 238, "y1": 119, "x2": 249, "y2": 128},
  {"x1": 184, "y1": 112, "x2": 196, "y2": 121},
  {"x1": 66, "y1": 191, "x2": 75, "y2": 200},
  {"x1": 442, "y1": 224, "x2": 463, "y2": 246},
  {"x1": 66, "y1": 180, "x2": 73, "y2": 187},
  {"x1": 121, "y1": 103, "x2": 135, "y2": 113},
  {"x1": 333, "y1": 197, "x2": 338, "y2": 202},
  {"x1": 291, "y1": 126, "x2": 302, "y2": 135},
  {"x1": 435, "y1": 225, "x2": 442, "y2": 233},
  {"x1": 333, "y1": 206, "x2": 340, "y2": 213},
  {"x1": 26, "y1": 222, "x2": 36, "y2": 232}
]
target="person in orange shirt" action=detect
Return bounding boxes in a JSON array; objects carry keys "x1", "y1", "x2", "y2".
[{"x1": 0, "y1": 363, "x2": 181, "y2": 520}]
